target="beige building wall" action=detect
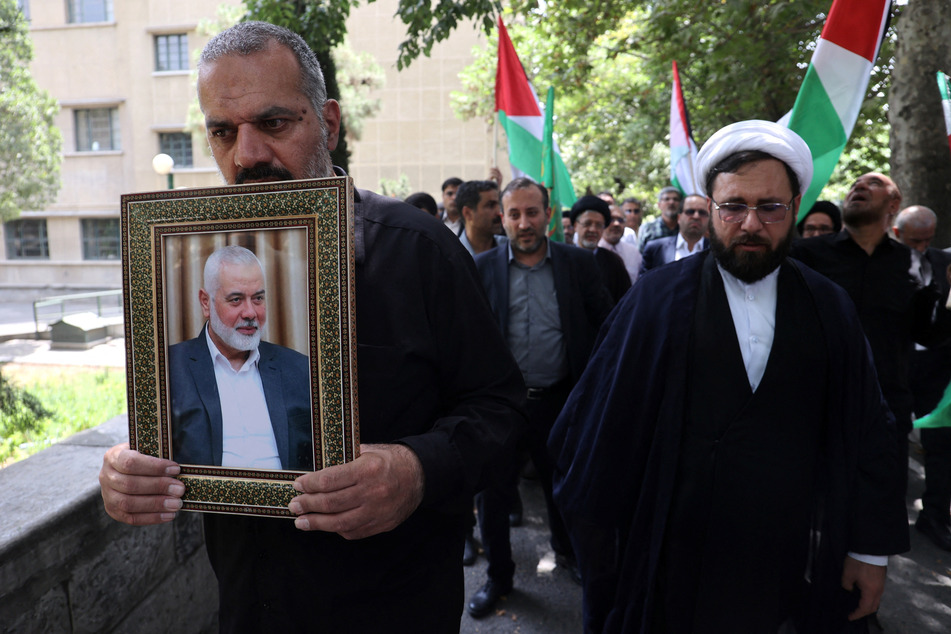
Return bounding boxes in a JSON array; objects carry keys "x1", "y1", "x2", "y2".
[
  {"x1": 0, "y1": 0, "x2": 236, "y2": 292},
  {"x1": 2, "y1": 0, "x2": 505, "y2": 293},
  {"x1": 345, "y1": 0, "x2": 507, "y2": 199}
]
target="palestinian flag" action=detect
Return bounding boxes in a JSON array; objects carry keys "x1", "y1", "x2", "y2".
[
  {"x1": 786, "y1": 0, "x2": 892, "y2": 218},
  {"x1": 938, "y1": 71, "x2": 951, "y2": 156},
  {"x1": 670, "y1": 61, "x2": 702, "y2": 196},
  {"x1": 496, "y1": 17, "x2": 577, "y2": 226}
]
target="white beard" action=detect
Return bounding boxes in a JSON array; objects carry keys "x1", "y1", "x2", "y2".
[{"x1": 209, "y1": 301, "x2": 263, "y2": 352}]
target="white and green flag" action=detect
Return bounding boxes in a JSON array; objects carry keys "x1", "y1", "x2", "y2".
[
  {"x1": 496, "y1": 17, "x2": 576, "y2": 239},
  {"x1": 785, "y1": 0, "x2": 892, "y2": 217},
  {"x1": 670, "y1": 61, "x2": 701, "y2": 196}
]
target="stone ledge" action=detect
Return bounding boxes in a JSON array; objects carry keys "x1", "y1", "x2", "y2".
[{"x1": 0, "y1": 415, "x2": 218, "y2": 632}]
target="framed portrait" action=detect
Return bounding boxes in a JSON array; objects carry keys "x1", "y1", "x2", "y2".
[{"x1": 120, "y1": 176, "x2": 359, "y2": 518}]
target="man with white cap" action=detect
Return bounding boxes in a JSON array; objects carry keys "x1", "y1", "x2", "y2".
[{"x1": 549, "y1": 120, "x2": 908, "y2": 633}]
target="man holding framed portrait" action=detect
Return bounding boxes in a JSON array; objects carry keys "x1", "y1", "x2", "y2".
[{"x1": 99, "y1": 21, "x2": 527, "y2": 632}]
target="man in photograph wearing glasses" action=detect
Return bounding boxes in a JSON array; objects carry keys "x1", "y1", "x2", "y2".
[{"x1": 550, "y1": 120, "x2": 908, "y2": 633}]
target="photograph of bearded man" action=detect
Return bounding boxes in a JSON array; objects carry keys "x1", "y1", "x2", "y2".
[{"x1": 168, "y1": 244, "x2": 313, "y2": 470}]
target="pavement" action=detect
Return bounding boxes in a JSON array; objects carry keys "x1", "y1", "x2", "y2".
[{"x1": 1, "y1": 295, "x2": 950, "y2": 632}]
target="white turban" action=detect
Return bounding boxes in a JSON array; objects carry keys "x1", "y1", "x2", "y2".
[{"x1": 695, "y1": 120, "x2": 813, "y2": 196}]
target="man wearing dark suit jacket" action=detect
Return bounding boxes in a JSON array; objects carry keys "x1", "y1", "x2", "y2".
[
  {"x1": 640, "y1": 193, "x2": 710, "y2": 275},
  {"x1": 893, "y1": 205, "x2": 951, "y2": 551},
  {"x1": 466, "y1": 177, "x2": 614, "y2": 618},
  {"x1": 169, "y1": 245, "x2": 313, "y2": 470}
]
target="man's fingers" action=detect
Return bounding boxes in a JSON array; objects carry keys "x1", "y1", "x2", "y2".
[
  {"x1": 293, "y1": 508, "x2": 375, "y2": 539},
  {"x1": 848, "y1": 593, "x2": 878, "y2": 621},
  {"x1": 99, "y1": 443, "x2": 184, "y2": 526},
  {"x1": 292, "y1": 459, "x2": 362, "y2": 495}
]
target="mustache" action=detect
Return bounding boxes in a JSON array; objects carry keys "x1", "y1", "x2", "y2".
[
  {"x1": 235, "y1": 164, "x2": 295, "y2": 184},
  {"x1": 730, "y1": 234, "x2": 771, "y2": 247}
]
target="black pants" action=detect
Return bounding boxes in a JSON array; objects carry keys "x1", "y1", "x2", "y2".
[{"x1": 476, "y1": 383, "x2": 573, "y2": 584}]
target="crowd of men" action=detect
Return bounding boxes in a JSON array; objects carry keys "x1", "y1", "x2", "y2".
[{"x1": 98, "y1": 20, "x2": 951, "y2": 634}]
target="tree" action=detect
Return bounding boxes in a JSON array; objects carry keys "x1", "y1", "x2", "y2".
[
  {"x1": 451, "y1": 1, "x2": 902, "y2": 213},
  {"x1": 889, "y1": 0, "x2": 951, "y2": 247},
  {"x1": 0, "y1": 0, "x2": 61, "y2": 221}
]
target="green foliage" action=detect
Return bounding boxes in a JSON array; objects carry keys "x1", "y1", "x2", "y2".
[
  {"x1": 0, "y1": 0, "x2": 62, "y2": 221},
  {"x1": 393, "y1": 0, "x2": 502, "y2": 70},
  {"x1": 334, "y1": 39, "x2": 385, "y2": 141},
  {"x1": 452, "y1": 1, "x2": 899, "y2": 207},
  {"x1": 378, "y1": 173, "x2": 412, "y2": 199},
  {"x1": 0, "y1": 367, "x2": 126, "y2": 465}
]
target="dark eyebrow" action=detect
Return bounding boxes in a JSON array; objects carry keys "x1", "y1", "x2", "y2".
[{"x1": 206, "y1": 106, "x2": 299, "y2": 130}]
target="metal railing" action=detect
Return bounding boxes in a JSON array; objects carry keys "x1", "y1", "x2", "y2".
[{"x1": 32, "y1": 289, "x2": 123, "y2": 334}]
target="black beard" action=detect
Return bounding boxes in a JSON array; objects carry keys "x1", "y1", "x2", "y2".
[
  {"x1": 841, "y1": 202, "x2": 882, "y2": 228},
  {"x1": 710, "y1": 223, "x2": 793, "y2": 283}
]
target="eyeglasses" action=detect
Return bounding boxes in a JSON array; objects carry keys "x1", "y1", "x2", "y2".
[
  {"x1": 712, "y1": 199, "x2": 793, "y2": 224},
  {"x1": 681, "y1": 209, "x2": 709, "y2": 218},
  {"x1": 609, "y1": 217, "x2": 625, "y2": 225}
]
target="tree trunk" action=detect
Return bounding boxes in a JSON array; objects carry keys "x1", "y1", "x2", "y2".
[{"x1": 889, "y1": 0, "x2": 951, "y2": 247}]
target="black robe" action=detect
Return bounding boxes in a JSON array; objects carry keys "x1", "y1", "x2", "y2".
[{"x1": 549, "y1": 252, "x2": 909, "y2": 633}]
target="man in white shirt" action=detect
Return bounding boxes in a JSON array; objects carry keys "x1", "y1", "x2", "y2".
[
  {"x1": 640, "y1": 193, "x2": 710, "y2": 275},
  {"x1": 550, "y1": 120, "x2": 908, "y2": 632},
  {"x1": 599, "y1": 207, "x2": 642, "y2": 284},
  {"x1": 169, "y1": 245, "x2": 313, "y2": 470},
  {"x1": 440, "y1": 177, "x2": 463, "y2": 235},
  {"x1": 893, "y1": 206, "x2": 951, "y2": 552}
]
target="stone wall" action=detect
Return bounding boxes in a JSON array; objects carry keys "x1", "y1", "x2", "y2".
[{"x1": 0, "y1": 415, "x2": 218, "y2": 633}]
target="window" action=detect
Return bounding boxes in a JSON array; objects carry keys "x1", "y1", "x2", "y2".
[
  {"x1": 4, "y1": 219, "x2": 49, "y2": 259},
  {"x1": 81, "y1": 218, "x2": 120, "y2": 260},
  {"x1": 66, "y1": 0, "x2": 112, "y2": 23},
  {"x1": 17, "y1": 0, "x2": 30, "y2": 21},
  {"x1": 159, "y1": 132, "x2": 193, "y2": 168},
  {"x1": 155, "y1": 34, "x2": 189, "y2": 72},
  {"x1": 75, "y1": 108, "x2": 120, "y2": 152}
]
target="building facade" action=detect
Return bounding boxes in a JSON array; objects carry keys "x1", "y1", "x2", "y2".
[{"x1": 2, "y1": 0, "x2": 504, "y2": 295}]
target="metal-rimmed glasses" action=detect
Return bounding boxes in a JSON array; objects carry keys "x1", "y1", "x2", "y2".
[{"x1": 711, "y1": 199, "x2": 793, "y2": 224}]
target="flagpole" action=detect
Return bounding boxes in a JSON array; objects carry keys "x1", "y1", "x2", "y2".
[{"x1": 493, "y1": 114, "x2": 499, "y2": 171}]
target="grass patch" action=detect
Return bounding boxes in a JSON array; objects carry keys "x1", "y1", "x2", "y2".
[{"x1": 0, "y1": 364, "x2": 126, "y2": 466}]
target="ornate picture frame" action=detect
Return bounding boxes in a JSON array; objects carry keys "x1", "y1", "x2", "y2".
[{"x1": 120, "y1": 176, "x2": 359, "y2": 518}]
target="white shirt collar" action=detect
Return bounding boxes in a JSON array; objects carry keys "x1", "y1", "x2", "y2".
[{"x1": 716, "y1": 263, "x2": 780, "y2": 392}]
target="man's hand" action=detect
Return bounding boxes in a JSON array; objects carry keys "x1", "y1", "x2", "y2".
[
  {"x1": 488, "y1": 167, "x2": 503, "y2": 187},
  {"x1": 99, "y1": 443, "x2": 184, "y2": 525},
  {"x1": 841, "y1": 555, "x2": 887, "y2": 621},
  {"x1": 289, "y1": 443, "x2": 425, "y2": 540}
]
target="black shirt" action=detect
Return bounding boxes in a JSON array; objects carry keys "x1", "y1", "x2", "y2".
[
  {"x1": 792, "y1": 231, "x2": 950, "y2": 429},
  {"x1": 205, "y1": 185, "x2": 527, "y2": 632}
]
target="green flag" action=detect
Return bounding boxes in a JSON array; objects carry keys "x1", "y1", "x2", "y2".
[{"x1": 540, "y1": 86, "x2": 564, "y2": 242}]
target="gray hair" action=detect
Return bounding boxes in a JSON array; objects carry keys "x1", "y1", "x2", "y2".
[
  {"x1": 198, "y1": 21, "x2": 327, "y2": 113},
  {"x1": 203, "y1": 245, "x2": 264, "y2": 297},
  {"x1": 895, "y1": 205, "x2": 937, "y2": 232}
]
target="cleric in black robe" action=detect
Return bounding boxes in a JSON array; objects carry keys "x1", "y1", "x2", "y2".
[{"x1": 549, "y1": 121, "x2": 909, "y2": 633}]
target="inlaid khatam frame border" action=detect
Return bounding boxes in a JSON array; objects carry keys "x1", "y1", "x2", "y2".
[{"x1": 120, "y1": 177, "x2": 359, "y2": 518}]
